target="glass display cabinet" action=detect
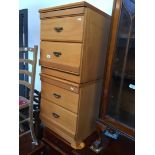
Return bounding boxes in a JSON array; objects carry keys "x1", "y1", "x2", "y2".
[{"x1": 98, "y1": 0, "x2": 135, "y2": 138}]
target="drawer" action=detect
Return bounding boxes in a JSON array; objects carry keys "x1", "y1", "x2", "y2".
[
  {"x1": 40, "y1": 98, "x2": 77, "y2": 135},
  {"x1": 40, "y1": 73, "x2": 80, "y2": 94},
  {"x1": 41, "y1": 81, "x2": 79, "y2": 113},
  {"x1": 40, "y1": 41, "x2": 82, "y2": 74},
  {"x1": 40, "y1": 16, "x2": 84, "y2": 42},
  {"x1": 41, "y1": 67, "x2": 81, "y2": 83}
]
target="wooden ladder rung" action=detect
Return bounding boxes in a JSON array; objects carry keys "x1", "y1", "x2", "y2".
[
  {"x1": 19, "y1": 103, "x2": 30, "y2": 110},
  {"x1": 20, "y1": 118, "x2": 30, "y2": 124},
  {"x1": 19, "y1": 59, "x2": 34, "y2": 64},
  {"x1": 19, "y1": 130, "x2": 31, "y2": 137},
  {"x1": 19, "y1": 47, "x2": 35, "y2": 52}
]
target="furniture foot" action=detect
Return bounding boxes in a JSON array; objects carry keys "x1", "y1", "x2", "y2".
[{"x1": 71, "y1": 141, "x2": 85, "y2": 149}]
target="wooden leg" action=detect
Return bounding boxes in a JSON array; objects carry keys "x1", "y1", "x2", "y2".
[{"x1": 71, "y1": 141, "x2": 85, "y2": 150}]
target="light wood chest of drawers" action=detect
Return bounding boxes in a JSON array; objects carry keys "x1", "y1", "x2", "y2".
[{"x1": 39, "y1": 1, "x2": 111, "y2": 149}]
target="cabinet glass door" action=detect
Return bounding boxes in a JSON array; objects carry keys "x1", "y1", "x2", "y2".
[{"x1": 107, "y1": 0, "x2": 135, "y2": 128}]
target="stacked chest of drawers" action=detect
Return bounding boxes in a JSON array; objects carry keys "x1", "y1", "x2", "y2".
[{"x1": 39, "y1": 1, "x2": 111, "y2": 149}]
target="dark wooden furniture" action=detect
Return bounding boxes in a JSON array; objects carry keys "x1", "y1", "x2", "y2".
[
  {"x1": 96, "y1": 0, "x2": 135, "y2": 153},
  {"x1": 41, "y1": 127, "x2": 134, "y2": 155},
  {"x1": 19, "y1": 127, "x2": 134, "y2": 155}
]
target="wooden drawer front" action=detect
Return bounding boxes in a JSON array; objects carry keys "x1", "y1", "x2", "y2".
[
  {"x1": 41, "y1": 73, "x2": 80, "y2": 94},
  {"x1": 40, "y1": 41, "x2": 82, "y2": 74},
  {"x1": 40, "y1": 98, "x2": 77, "y2": 135},
  {"x1": 41, "y1": 81, "x2": 79, "y2": 113},
  {"x1": 41, "y1": 16, "x2": 84, "y2": 42},
  {"x1": 41, "y1": 67, "x2": 81, "y2": 83}
]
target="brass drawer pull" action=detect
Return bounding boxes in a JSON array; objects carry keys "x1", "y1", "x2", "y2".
[
  {"x1": 54, "y1": 26, "x2": 63, "y2": 32},
  {"x1": 53, "y1": 51, "x2": 62, "y2": 57},
  {"x1": 52, "y1": 112, "x2": 60, "y2": 118},
  {"x1": 53, "y1": 93, "x2": 61, "y2": 99}
]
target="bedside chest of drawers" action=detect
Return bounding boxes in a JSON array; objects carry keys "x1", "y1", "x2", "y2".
[{"x1": 39, "y1": 1, "x2": 111, "y2": 149}]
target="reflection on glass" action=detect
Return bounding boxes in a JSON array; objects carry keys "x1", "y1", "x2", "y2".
[{"x1": 107, "y1": 0, "x2": 135, "y2": 128}]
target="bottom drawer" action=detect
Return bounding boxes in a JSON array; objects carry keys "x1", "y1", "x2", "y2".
[{"x1": 40, "y1": 98, "x2": 77, "y2": 137}]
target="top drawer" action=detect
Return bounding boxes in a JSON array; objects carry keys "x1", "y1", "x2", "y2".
[{"x1": 40, "y1": 16, "x2": 84, "y2": 42}]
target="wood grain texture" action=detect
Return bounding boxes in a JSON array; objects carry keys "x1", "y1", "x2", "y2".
[
  {"x1": 40, "y1": 73, "x2": 80, "y2": 93},
  {"x1": 40, "y1": 41, "x2": 82, "y2": 74},
  {"x1": 99, "y1": 0, "x2": 135, "y2": 138},
  {"x1": 39, "y1": 1, "x2": 110, "y2": 19},
  {"x1": 41, "y1": 16, "x2": 84, "y2": 42},
  {"x1": 39, "y1": 1, "x2": 86, "y2": 12},
  {"x1": 75, "y1": 80, "x2": 103, "y2": 142},
  {"x1": 80, "y1": 8, "x2": 111, "y2": 83},
  {"x1": 40, "y1": 98, "x2": 77, "y2": 136},
  {"x1": 41, "y1": 67, "x2": 81, "y2": 83},
  {"x1": 40, "y1": 80, "x2": 103, "y2": 147},
  {"x1": 39, "y1": 2, "x2": 112, "y2": 147},
  {"x1": 40, "y1": 8, "x2": 111, "y2": 83},
  {"x1": 41, "y1": 81, "x2": 79, "y2": 113},
  {"x1": 100, "y1": 0, "x2": 122, "y2": 118},
  {"x1": 41, "y1": 114, "x2": 75, "y2": 142},
  {"x1": 40, "y1": 7, "x2": 84, "y2": 19}
]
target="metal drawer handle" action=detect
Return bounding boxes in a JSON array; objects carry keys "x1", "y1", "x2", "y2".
[
  {"x1": 53, "y1": 51, "x2": 62, "y2": 57},
  {"x1": 54, "y1": 26, "x2": 63, "y2": 32},
  {"x1": 53, "y1": 93, "x2": 61, "y2": 99},
  {"x1": 52, "y1": 112, "x2": 60, "y2": 118}
]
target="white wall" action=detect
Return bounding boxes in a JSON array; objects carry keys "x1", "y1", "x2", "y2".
[{"x1": 19, "y1": 0, "x2": 114, "y2": 91}]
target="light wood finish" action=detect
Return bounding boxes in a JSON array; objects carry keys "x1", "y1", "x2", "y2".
[
  {"x1": 40, "y1": 41, "x2": 82, "y2": 74},
  {"x1": 40, "y1": 7, "x2": 84, "y2": 19},
  {"x1": 41, "y1": 16, "x2": 84, "y2": 42},
  {"x1": 39, "y1": 2, "x2": 111, "y2": 149},
  {"x1": 39, "y1": 1, "x2": 110, "y2": 19},
  {"x1": 75, "y1": 80, "x2": 102, "y2": 141},
  {"x1": 40, "y1": 74, "x2": 102, "y2": 145},
  {"x1": 41, "y1": 67, "x2": 81, "y2": 83},
  {"x1": 71, "y1": 142, "x2": 85, "y2": 150},
  {"x1": 40, "y1": 98, "x2": 77, "y2": 136},
  {"x1": 41, "y1": 73, "x2": 80, "y2": 93},
  {"x1": 41, "y1": 114, "x2": 75, "y2": 142},
  {"x1": 41, "y1": 81, "x2": 79, "y2": 113},
  {"x1": 40, "y1": 8, "x2": 111, "y2": 83},
  {"x1": 80, "y1": 8, "x2": 111, "y2": 82}
]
